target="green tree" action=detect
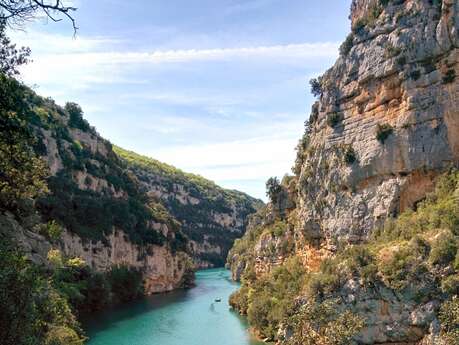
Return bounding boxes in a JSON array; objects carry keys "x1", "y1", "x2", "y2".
[
  {"x1": 0, "y1": 75, "x2": 48, "y2": 211},
  {"x1": 266, "y1": 177, "x2": 282, "y2": 203}
]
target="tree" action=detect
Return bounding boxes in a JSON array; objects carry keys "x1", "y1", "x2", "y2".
[
  {"x1": 266, "y1": 177, "x2": 282, "y2": 204},
  {"x1": 0, "y1": 0, "x2": 77, "y2": 32},
  {"x1": 0, "y1": 20, "x2": 31, "y2": 76},
  {"x1": 309, "y1": 77, "x2": 323, "y2": 98},
  {"x1": 0, "y1": 75, "x2": 48, "y2": 211},
  {"x1": 286, "y1": 299, "x2": 364, "y2": 345}
]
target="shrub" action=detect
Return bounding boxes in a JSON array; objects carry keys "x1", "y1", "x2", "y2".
[
  {"x1": 109, "y1": 266, "x2": 144, "y2": 303},
  {"x1": 443, "y1": 69, "x2": 456, "y2": 84},
  {"x1": 229, "y1": 286, "x2": 250, "y2": 314},
  {"x1": 441, "y1": 275, "x2": 459, "y2": 295},
  {"x1": 429, "y1": 231, "x2": 457, "y2": 266},
  {"x1": 65, "y1": 102, "x2": 90, "y2": 131},
  {"x1": 266, "y1": 177, "x2": 282, "y2": 203},
  {"x1": 438, "y1": 297, "x2": 459, "y2": 344},
  {"x1": 327, "y1": 112, "x2": 343, "y2": 128},
  {"x1": 385, "y1": 43, "x2": 401, "y2": 58},
  {"x1": 410, "y1": 69, "x2": 421, "y2": 81},
  {"x1": 309, "y1": 77, "x2": 323, "y2": 98},
  {"x1": 378, "y1": 243, "x2": 427, "y2": 290},
  {"x1": 340, "y1": 34, "x2": 354, "y2": 56},
  {"x1": 376, "y1": 123, "x2": 394, "y2": 144},
  {"x1": 44, "y1": 326, "x2": 84, "y2": 345},
  {"x1": 344, "y1": 146, "x2": 357, "y2": 165},
  {"x1": 285, "y1": 299, "x2": 364, "y2": 345},
  {"x1": 396, "y1": 55, "x2": 407, "y2": 66}
]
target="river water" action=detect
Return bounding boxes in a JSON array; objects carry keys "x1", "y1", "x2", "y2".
[{"x1": 84, "y1": 268, "x2": 264, "y2": 345}]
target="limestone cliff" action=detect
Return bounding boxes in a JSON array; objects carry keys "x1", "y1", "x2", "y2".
[
  {"x1": 115, "y1": 147, "x2": 263, "y2": 268},
  {"x1": 228, "y1": 1, "x2": 459, "y2": 344},
  {"x1": 3, "y1": 92, "x2": 195, "y2": 294}
]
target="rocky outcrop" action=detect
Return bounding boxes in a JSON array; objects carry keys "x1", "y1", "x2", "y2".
[
  {"x1": 298, "y1": 0, "x2": 458, "y2": 247},
  {"x1": 59, "y1": 229, "x2": 191, "y2": 294},
  {"x1": 228, "y1": 1, "x2": 458, "y2": 344}
]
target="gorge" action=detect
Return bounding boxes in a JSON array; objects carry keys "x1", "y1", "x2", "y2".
[{"x1": 0, "y1": 0, "x2": 458, "y2": 345}]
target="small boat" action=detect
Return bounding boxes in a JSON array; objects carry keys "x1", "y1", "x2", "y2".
[{"x1": 215, "y1": 298, "x2": 221, "y2": 302}]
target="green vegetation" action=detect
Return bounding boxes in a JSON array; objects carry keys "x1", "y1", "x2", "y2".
[
  {"x1": 309, "y1": 77, "x2": 323, "y2": 98},
  {"x1": 443, "y1": 69, "x2": 456, "y2": 84},
  {"x1": 339, "y1": 34, "x2": 354, "y2": 56},
  {"x1": 326, "y1": 112, "x2": 343, "y2": 128},
  {"x1": 409, "y1": 69, "x2": 421, "y2": 81},
  {"x1": 343, "y1": 145, "x2": 357, "y2": 165},
  {"x1": 376, "y1": 123, "x2": 394, "y2": 143},
  {"x1": 115, "y1": 146, "x2": 262, "y2": 266},
  {"x1": 65, "y1": 102, "x2": 90, "y2": 132},
  {"x1": 439, "y1": 297, "x2": 459, "y2": 343},
  {"x1": 285, "y1": 299, "x2": 364, "y2": 345},
  {"x1": 352, "y1": 3, "x2": 382, "y2": 34},
  {"x1": 231, "y1": 257, "x2": 306, "y2": 340},
  {"x1": 229, "y1": 171, "x2": 459, "y2": 343},
  {"x1": 266, "y1": 177, "x2": 282, "y2": 203},
  {"x1": 0, "y1": 74, "x2": 49, "y2": 211},
  {"x1": 0, "y1": 241, "x2": 85, "y2": 345}
]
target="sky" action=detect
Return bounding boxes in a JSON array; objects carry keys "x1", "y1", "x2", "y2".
[{"x1": 12, "y1": 0, "x2": 352, "y2": 201}]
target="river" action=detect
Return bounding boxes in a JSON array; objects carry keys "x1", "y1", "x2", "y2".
[{"x1": 84, "y1": 268, "x2": 264, "y2": 345}]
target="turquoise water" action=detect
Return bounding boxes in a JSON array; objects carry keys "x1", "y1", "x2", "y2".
[{"x1": 84, "y1": 268, "x2": 264, "y2": 345}]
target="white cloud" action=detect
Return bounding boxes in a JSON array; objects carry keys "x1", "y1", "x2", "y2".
[{"x1": 144, "y1": 134, "x2": 298, "y2": 183}]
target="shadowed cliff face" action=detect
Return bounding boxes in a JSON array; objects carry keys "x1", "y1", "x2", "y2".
[{"x1": 228, "y1": 1, "x2": 459, "y2": 344}]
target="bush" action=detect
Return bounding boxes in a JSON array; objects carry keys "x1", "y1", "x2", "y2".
[
  {"x1": 266, "y1": 177, "x2": 282, "y2": 203},
  {"x1": 309, "y1": 77, "x2": 323, "y2": 98},
  {"x1": 443, "y1": 69, "x2": 456, "y2": 84},
  {"x1": 65, "y1": 102, "x2": 90, "y2": 131},
  {"x1": 0, "y1": 241, "x2": 84, "y2": 345},
  {"x1": 340, "y1": 34, "x2": 354, "y2": 56},
  {"x1": 327, "y1": 112, "x2": 343, "y2": 128},
  {"x1": 441, "y1": 275, "x2": 459, "y2": 295},
  {"x1": 376, "y1": 123, "x2": 394, "y2": 144},
  {"x1": 229, "y1": 286, "x2": 250, "y2": 314},
  {"x1": 378, "y1": 243, "x2": 427, "y2": 290},
  {"x1": 438, "y1": 297, "x2": 459, "y2": 344},
  {"x1": 429, "y1": 231, "x2": 457, "y2": 266},
  {"x1": 410, "y1": 69, "x2": 421, "y2": 81},
  {"x1": 344, "y1": 146, "x2": 357, "y2": 165},
  {"x1": 285, "y1": 299, "x2": 364, "y2": 345},
  {"x1": 109, "y1": 266, "x2": 144, "y2": 303}
]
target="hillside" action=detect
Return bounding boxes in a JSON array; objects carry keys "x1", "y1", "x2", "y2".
[
  {"x1": 228, "y1": 0, "x2": 459, "y2": 344},
  {"x1": 1, "y1": 75, "x2": 196, "y2": 292},
  {"x1": 115, "y1": 147, "x2": 263, "y2": 267}
]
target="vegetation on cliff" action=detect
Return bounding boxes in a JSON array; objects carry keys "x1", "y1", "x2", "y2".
[
  {"x1": 115, "y1": 147, "x2": 263, "y2": 267},
  {"x1": 229, "y1": 171, "x2": 459, "y2": 343}
]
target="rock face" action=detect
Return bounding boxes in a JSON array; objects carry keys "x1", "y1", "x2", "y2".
[
  {"x1": 115, "y1": 147, "x2": 263, "y2": 268},
  {"x1": 298, "y1": 0, "x2": 458, "y2": 247},
  {"x1": 59, "y1": 229, "x2": 191, "y2": 294},
  {"x1": 10, "y1": 96, "x2": 196, "y2": 294},
  {"x1": 228, "y1": 1, "x2": 458, "y2": 344}
]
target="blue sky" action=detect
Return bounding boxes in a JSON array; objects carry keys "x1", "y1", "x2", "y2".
[{"x1": 13, "y1": 0, "x2": 352, "y2": 200}]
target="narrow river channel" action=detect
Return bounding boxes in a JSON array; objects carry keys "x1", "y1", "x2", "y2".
[{"x1": 84, "y1": 268, "x2": 264, "y2": 345}]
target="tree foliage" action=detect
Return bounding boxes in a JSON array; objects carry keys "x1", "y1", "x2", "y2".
[
  {"x1": 266, "y1": 177, "x2": 282, "y2": 203},
  {"x1": 0, "y1": 20, "x2": 31, "y2": 76},
  {"x1": 0, "y1": 240, "x2": 85, "y2": 345},
  {"x1": 286, "y1": 299, "x2": 364, "y2": 345},
  {"x1": 0, "y1": 73, "x2": 48, "y2": 211}
]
